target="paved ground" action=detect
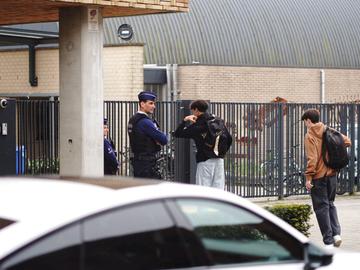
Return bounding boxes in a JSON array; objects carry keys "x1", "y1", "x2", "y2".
[{"x1": 251, "y1": 193, "x2": 360, "y2": 252}]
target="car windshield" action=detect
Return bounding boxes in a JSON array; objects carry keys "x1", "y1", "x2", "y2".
[{"x1": 0, "y1": 218, "x2": 15, "y2": 231}]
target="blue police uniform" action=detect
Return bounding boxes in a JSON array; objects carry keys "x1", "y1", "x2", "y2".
[
  {"x1": 104, "y1": 119, "x2": 119, "y2": 175},
  {"x1": 128, "y1": 91, "x2": 167, "y2": 179}
]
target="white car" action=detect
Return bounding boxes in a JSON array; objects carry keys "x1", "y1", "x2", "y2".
[{"x1": 0, "y1": 177, "x2": 358, "y2": 270}]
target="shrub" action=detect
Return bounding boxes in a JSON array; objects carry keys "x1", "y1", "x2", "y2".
[
  {"x1": 265, "y1": 204, "x2": 312, "y2": 237},
  {"x1": 27, "y1": 158, "x2": 60, "y2": 174}
]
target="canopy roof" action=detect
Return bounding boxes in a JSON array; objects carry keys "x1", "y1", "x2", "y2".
[{"x1": 0, "y1": 0, "x2": 189, "y2": 25}]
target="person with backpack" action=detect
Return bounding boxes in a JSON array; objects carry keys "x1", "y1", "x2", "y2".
[
  {"x1": 174, "y1": 100, "x2": 232, "y2": 189},
  {"x1": 128, "y1": 91, "x2": 168, "y2": 179},
  {"x1": 301, "y1": 109, "x2": 351, "y2": 248}
]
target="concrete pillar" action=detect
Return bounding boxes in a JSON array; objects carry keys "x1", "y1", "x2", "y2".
[{"x1": 59, "y1": 6, "x2": 104, "y2": 177}]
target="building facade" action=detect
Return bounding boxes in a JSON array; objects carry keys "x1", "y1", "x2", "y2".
[{"x1": 1, "y1": 0, "x2": 360, "y2": 103}]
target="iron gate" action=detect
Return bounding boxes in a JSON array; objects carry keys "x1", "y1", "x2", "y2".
[{"x1": 15, "y1": 100, "x2": 360, "y2": 197}]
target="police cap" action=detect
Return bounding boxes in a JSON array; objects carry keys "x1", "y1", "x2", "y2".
[{"x1": 138, "y1": 91, "x2": 156, "y2": 102}]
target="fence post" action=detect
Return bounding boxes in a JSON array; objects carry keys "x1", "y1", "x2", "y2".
[
  {"x1": 349, "y1": 104, "x2": 356, "y2": 194},
  {"x1": 278, "y1": 103, "x2": 284, "y2": 199},
  {"x1": 357, "y1": 105, "x2": 360, "y2": 193},
  {"x1": 174, "y1": 100, "x2": 197, "y2": 184}
]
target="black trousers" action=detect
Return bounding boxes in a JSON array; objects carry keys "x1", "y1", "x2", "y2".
[
  {"x1": 311, "y1": 175, "x2": 341, "y2": 245},
  {"x1": 132, "y1": 158, "x2": 162, "y2": 179}
]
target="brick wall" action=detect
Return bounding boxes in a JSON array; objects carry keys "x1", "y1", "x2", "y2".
[
  {"x1": 103, "y1": 46, "x2": 143, "y2": 101},
  {"x1": 0, "y1": 49, "x2": 58, "y2": 95},
  {"x1": 325, "y1": 69, "x2": 360, "y2": 103},
  {"x1": 177, "y1": 65, "x2": 360, "y2": 103},
  {"x1": 0, "y1": 46, "x2": 143, "y2": 100},
  {"x1": 1, "y1": 50, "x2": 360, "y2": 103}
]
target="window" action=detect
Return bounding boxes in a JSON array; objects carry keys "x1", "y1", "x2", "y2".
[
  {"x1": 83, "y1": 201, "x2": 191, "y2": 270},
  {"x1": 176, "y1": 199, "x2": 303, "y2": 266},
  {"x1": 1, "y1": 223, "x2": 81, "y2": 270}
]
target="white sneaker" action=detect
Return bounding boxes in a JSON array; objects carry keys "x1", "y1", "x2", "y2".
[{"x1": 333, "y1": 235, "x2": 342, "y2": 247}]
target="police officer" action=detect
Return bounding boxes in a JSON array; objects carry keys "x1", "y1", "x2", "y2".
[
  {"x1": 128, "y1": 91, "x2": 167, "y2": 179},
  {"x1": 104, "y1": 118, "x2": 119, "y2": 175}
]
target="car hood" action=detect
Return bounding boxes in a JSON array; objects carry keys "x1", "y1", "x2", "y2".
[{"x1": 321, "y1": 250, "x2": 360, "y2": 269}]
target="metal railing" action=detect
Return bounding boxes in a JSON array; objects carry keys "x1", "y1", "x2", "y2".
[
  {"x1": 16, "y1": 100, "x2": 59, "y2": 175},
  {"x1": 103, "y1": 101, "x2": 179, "y2": 181},
  {"x1": 211, "y1": 102, "x2": 360, "y2": 197},
  {"x1": 15, "y1": 100, "x2": 360, "y2": 197}
]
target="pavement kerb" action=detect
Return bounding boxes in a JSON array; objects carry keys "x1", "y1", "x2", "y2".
[
  {"x1": 249, "y1": 192, "x2": 360, "y2": 207},
  {"x1": 249, "y1": 192, "x2": 360, "y2": 251}
]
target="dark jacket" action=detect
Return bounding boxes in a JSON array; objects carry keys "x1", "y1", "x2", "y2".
[
  {"x1": 174, "y1": 112, "x2": 218, "y2": 163},
  {"x1": 128, "y1": 112, "x2": 167, "y2": 157},
  {"x1": 104, "y1": 138, "x2": 119, "y2": 175}
]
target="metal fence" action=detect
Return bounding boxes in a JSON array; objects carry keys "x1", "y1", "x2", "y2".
[
  {"x1": 103, "y1": 101, "x2": 180, "y2": 181},
  {"x1": 211, "y1": 102, "x2": 360, "y2": 197},
  {"x1": 16, "y1": 100, "x2": 360, "y2": 197},
  {"x1": 16, "y1": 100, "x2": 59, "y2": 175}
]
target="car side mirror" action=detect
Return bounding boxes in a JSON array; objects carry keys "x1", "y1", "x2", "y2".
[{"x1": 303, "y1": 243, "x2": 333, "y2": 270}]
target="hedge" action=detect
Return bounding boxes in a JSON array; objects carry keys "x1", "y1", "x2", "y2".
[
  {"x1": 265, "y1": 204, "x2": 312, "y2": 237},
  {"x1": 27, "y1": 158, "x2": 60, "y2": 174}
]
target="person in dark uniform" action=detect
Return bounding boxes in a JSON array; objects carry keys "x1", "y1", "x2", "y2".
[
  {"x1": 104, "y1": 118, "x2": 119, "y2": 175},
  {"x1": 128, "y1": 91, "x2": 168, "y2": 179}
]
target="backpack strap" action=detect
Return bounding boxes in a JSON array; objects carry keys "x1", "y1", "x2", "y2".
[
  {"x1": 205, "y1": 113, "x2": 215, "y2": 122},
  {"x1": 321, "y1": 125, "x2": 328, "y2": 175},
  {"x1": 203, "y1": 113, "x2": 215, "y2": 134},
  {"x1": 321, "y1": 126, "x2": 328, "y2": 163}
]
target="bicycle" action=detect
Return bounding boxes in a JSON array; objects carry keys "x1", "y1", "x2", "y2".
[
  {"x1": 118, "y1": 138, "x2": 175, "y2": 180},
  {"x1": 336, "y1": 162, "x2": 359, "y2": 195},
  {"x1": 260, "y1": 146, "x2": 305, "y2": 197},
  {"x1": 155, "y1": 152, "x2": 175, "y2": 181},
  {"x1": 118, "y1": 146, "x2": 132, "y2": 176},
  {"x1": 155, "y1": 134, "x2": 176, "y2": 181}
]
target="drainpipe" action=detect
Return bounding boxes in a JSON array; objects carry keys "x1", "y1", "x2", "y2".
[
  {"x1": 166, "y1": 64, "x2": 172, "y2": 101},
  {"x1": 29, "y1": 45, "x2": 38, "y2": 87},
  {"x1": 320, "y1": 69, "x2": 325, "y2": 103},
  {"x1": 172, "y1": 64, "x2": 178, "y2": 101}
]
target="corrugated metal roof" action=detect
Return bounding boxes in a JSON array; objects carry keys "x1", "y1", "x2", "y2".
[
  {"x1": 104, "y1": 0, "x2": 360, "y2": 68},
  {"x1": 2, "y1": 0, "x2": 360, "y2": 68}
]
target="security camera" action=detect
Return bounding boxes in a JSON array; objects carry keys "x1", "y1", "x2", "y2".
[
  {"x1": 118, "y1": 24, "x2": 133, "y2": 41},
  {"x1": 0, "y1": 99, "x2": 8, "y2": 109}
]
